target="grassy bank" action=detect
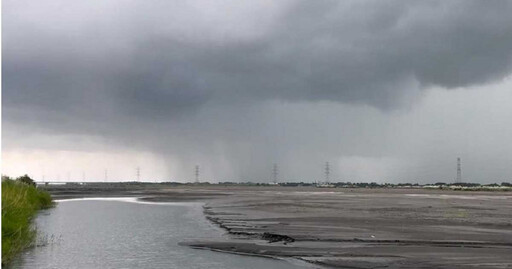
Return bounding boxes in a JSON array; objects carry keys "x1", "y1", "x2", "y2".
[{"x1": 2, "y1": 177, "x2": 53, "y2": 265}]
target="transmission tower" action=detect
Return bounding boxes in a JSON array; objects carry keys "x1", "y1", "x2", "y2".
[
  {"x1": 104, "y1": 169, "x2": 108, "y2": 182},
  {"x1": 456, "y1": 157, "x2": 462, "y2": 183},
  {"x1": 82, "y1": 171, "x2": 85, "y2": 182},
  {"x1": 272, "y1": 163, "x2": 278, "y2": 183},
  {"x1": 136, "y1": 167, "x2": 141, "y2": 181},
  {"x1": 195, "y1": 165, "x2": 200, "y2": 183},
  {"x1": 325, "y1": 162, "x2": 330, "y2": 184}
]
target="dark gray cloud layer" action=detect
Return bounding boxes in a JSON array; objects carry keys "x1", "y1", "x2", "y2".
[
  {"x1": 5, "y1": 1, "x2": 512, "y2": 112},
  {"x1": 3, "y1": 0, "x2": 512, "y2": 182}
]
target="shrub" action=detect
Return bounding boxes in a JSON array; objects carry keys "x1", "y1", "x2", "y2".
[
  {"x1": 2, "y1": 178, "x2": 53, "y2": 265},
  {"x1": 15, "y1": 174, "x2": 36, "y2": 187}
]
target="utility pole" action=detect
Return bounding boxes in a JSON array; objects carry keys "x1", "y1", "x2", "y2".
[
  {"x1": 456, "y1": 157, "x2": 462, "y2": 183},
  {"x1": 325, "y1": 162, "x2": 330, "y2": 184},
  {"x1": 272, "y1": 163, "x2": 278, "y2": 184},
  {"x1": 195, "y1": 165, "x2": 200, "y2": 183}
]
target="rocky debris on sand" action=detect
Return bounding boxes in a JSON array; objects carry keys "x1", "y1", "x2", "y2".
[{"x1": 261, "y1": 232, "x2": 295, "y2": 244}]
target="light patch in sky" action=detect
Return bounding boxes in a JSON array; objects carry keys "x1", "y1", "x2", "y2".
[{"x1": 1, "y1": 149, "x2": 169, "y2": 182}]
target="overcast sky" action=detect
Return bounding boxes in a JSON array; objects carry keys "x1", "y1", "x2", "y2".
[{"x1": 2, "y1": 0, "x2": 512, "y2": 183}]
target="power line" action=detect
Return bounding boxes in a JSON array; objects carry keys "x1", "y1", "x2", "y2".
[
  {"x1": 325, "y1": 162, "x2": 330, "y2": 184},
  {"x1": 272, "y1": 163, "x2": 278, "y2": 183},
  {"x1": 195, "y1": 165, "x2": 200, "y2": 183},
  {"x1": 456, "y1": 157, "x2": 462, "y2": 183}
]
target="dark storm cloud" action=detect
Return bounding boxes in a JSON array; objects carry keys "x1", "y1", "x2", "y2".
[
  {"x1": 4, "y1": 0, "x2": 512, "y2": 118},
  {"x1": 3, "y1": 0, "x2": 512, "y2": 181}
]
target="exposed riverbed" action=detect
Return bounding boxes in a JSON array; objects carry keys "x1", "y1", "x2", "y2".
[{"x1": 33, "y1": 185, "x2": 512, "y2": 268}]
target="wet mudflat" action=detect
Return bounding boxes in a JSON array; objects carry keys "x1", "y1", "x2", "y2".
[
  {"x1": 190, "y1": 187, "x2": 512, "y2": 268},
  {"x1": 42, "y1": 185, "x2": 512, "y2": 268}
]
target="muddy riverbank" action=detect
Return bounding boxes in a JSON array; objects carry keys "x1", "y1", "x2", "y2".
[
  {"x1": 44, "y1": 185, "x2": 512, "y2": 268},
  {"x1": 189, "y1": 187, "x2": 512, "y2": 268}
]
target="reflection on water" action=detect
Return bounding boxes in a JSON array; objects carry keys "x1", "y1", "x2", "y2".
[{"x1": 9, "y1": 199, "x2": 310, "y2": 269}]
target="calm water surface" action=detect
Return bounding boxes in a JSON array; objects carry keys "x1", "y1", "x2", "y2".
[{"x1": 9, "y1": 198, "x2": 312, "y2": 269}]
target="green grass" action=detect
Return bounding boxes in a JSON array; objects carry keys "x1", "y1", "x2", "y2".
[{"x1": 2, "y1": 179, "x2": 53, "y2": 265}]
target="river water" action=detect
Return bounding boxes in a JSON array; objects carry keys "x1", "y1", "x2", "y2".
[{"x1": 9, "y1": 198, "x2": 312, "y2": 269}]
